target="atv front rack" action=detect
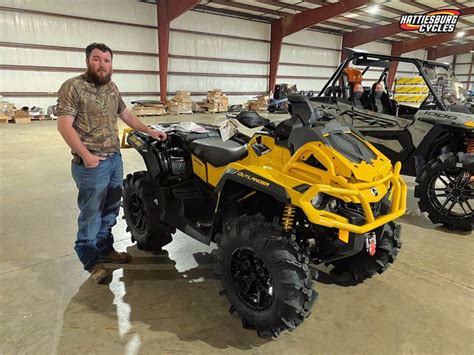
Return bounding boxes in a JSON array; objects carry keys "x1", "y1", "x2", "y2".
[{"x1": 296, "y1": 161, "x2": 406, "y2": 241}]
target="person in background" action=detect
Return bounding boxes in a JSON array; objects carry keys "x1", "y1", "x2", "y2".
[
  {"x1": 352, "y1": 82, "x2": 371, "y2": 110},
  {"x1": 371, "y1": 82, "x2": 385, "y2": 113},
  {"x1": 57, "y1": 42, "x2": 167, "y2": 283}
]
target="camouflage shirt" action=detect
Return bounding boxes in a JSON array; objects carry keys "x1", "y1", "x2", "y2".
[{"x1": 57, "y1": 73, "x2": 126, "y2": 155}]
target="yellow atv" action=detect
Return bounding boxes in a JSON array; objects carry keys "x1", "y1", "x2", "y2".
[{"x1": 122, "y1": 94, "x2": 407, "y2": 338}]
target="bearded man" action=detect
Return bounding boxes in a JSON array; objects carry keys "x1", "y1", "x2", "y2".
[{"x1": 57, "y1": 43, "x2": 166, "y2": 283}]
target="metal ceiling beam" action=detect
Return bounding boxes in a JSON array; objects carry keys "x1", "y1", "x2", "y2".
[
  {"x1": 342, "y1": 22, "x2": 400, "y2": 53},
  {"x1": 279, "y1": 0, "x2": 369, "y2": 37},
  {"x1": 343, "y1": 6, "x2": 474, "y2": 53},
  {"x1": 392, "y1": 29, "x2": 474, "y2": 55},
  {"x1": 427, "y1": 43, "x2": 474, "y2": 60},
  {"x1": 269, "y1": 0, "x2": 369, "y2": 91},
  {"x1": 157, "y1": 0, "x2": 200, "y2": 103},
  {"x1": 460, "y1": 7, "x2": 474, "y2": 16},
  {"x1": 387, "y1": 29, "x2": 474, "y2": 88}
]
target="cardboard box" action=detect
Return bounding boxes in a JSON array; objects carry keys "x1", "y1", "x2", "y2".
[
  {"x1": 0, "y1": 114, "x2": 10, "y2": 124},
  {"x1": 13, "y1": 110, "x2": 31, "y2": 123},
  {"x1": 13, "y1": 117, "x2": 31, "y2": 124}
]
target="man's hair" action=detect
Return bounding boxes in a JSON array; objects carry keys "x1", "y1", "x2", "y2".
[{"x1": 85, "y1": 43, "x2": 113, "y2": 60}]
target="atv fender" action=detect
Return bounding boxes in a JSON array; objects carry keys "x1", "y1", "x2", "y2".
[{"x1": 215, "y1": 168, "x2": 290, "y2": 204}]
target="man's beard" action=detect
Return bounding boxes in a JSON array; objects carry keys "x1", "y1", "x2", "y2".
[{"x1": 85, "y1": 66, "x2": 112, "y2": 86}]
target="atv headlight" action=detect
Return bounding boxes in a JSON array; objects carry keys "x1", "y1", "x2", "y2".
[
  {"x1": 311, "y1": 193, "x2": 330, "y2": 209},
  {"x1": 313, "y1": 193, "x2": 327, "y2": 209},
  {"x1": 327, "y1": 198, "x2": 339, "y2": 212}
]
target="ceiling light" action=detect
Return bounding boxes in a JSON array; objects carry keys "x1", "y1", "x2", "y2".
[
  {"x1": 456, "y1": 31, "x2": 465, "y2": 37},
  {"x1": 367, "y1": 5, "x2": 379, "y2": 14},
  {"x1": 345, "y1": 13, "x2": 359, "y2": 18}
]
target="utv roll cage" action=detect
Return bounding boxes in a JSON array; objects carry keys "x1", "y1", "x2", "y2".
[{"x1": 318, "y1": 48, "x2": 451, "y2": 111}]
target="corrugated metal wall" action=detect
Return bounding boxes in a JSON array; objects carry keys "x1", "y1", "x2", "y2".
[
  {"x1": 454, "y1": 53, "x2": 473, "y2": 91},
  {"x1": 0, "y1": 0, "x2": 158, "y2": 108},
  {"x1": 0, "y1": 0, "x2": 472, "y2": 110},
  {"x1": 277, "y1": 30, "x2": 341, "y2": 92}
]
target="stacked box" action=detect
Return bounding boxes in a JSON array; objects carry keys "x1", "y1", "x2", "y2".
[
  {"x1": 13, "y1": 110, "x2": 31, "y2": 124},
  {"x1": 200, "y1": 89, "x2": 229, "y2": 113},
  {"x1": 247, "y1": 100, "x2": 258, "y2": 111},
  {"x1": 0, "y1": 113, "x2": 9, "y2": 124},
  {"x1": 168, "y1": 90, "x2": 193, "y2": 114},
  {"x1": 131, "y1": 103, "x2": 166, "y2": 116},
  {"x1": 247, "y1": 95, "x2": 268, "y2": 111}
]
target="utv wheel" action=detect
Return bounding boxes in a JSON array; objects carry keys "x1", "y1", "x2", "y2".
[
  {"x1": 214, "y1": 214, "x2": 317, "y2": 338},
  {"x1": 122, "y1": 171, "x2": 173, "y2": 251},
  {"x1": 415, "y1": 153, "x2": 473, "y2": 231},
  {"x1": 330, "y1": 222, "x2": 402, "y2": 285}
]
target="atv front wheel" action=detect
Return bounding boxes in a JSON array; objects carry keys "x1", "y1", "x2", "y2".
[
  {"x1": 122, "y1": 171, "x2": 173, "y2": 251},
  {"x1": 215, "y1": 214, "x2": 317, "y2": 338},
  {"x1": 415, "y1": 153, "x2": 473, "y2": 231},
  {"x1": 330, "y1": 222, "x2": 402, "y2": 285}
]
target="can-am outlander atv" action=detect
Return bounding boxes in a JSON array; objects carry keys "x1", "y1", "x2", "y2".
[
  {"x1": 121, "y1": 95, "x2": 406, "y2": 337},
  {"x1": 314, "y1": 48, "x2": 473, "y2": 231}
]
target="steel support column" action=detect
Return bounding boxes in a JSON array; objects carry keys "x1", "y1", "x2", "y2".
[
  {"x1": 157, "y1": 0, "x2": 199, "y2": 103},
  {"x1": 269, "y1": 21, "x2": 283, "y2": 92}
]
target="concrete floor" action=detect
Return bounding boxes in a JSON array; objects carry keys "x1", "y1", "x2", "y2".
[{"x1": 0, "y1": 113, "x2": 473, "y2": 355}]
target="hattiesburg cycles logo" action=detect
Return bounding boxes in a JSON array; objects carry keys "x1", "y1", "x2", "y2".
[{"x1": 399, "y1": 9, "x2": 460, "y2": 33}]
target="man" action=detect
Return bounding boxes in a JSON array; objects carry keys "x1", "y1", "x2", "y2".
[{"x1": 57, "y1": 43, "x2": 166, "y2": 283}]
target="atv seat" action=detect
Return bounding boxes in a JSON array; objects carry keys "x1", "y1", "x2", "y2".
[{"x1": 189, "y1": 137, "x2": 248, "y2": 167}]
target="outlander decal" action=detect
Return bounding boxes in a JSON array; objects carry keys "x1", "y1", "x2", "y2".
[{"x1": 236, "y1": 171, "x2": 270, "y2": 187}]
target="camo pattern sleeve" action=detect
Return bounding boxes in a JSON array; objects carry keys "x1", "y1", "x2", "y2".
[
  {"x1": 57, "y1": 78, "x2": 79, "y2": 117},
  {"x1": 113, "y1": 82, "x2": 126, "y2": 115}
]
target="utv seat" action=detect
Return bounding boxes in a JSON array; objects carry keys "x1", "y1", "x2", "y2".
[
  {"x1": 370, "y1": 92, "x2": 396, "y2": 115},
  {"x1": 176, "y1": 129, "x2": 220, "y2": 143},
  {"x1": 189, "y1": 137, "x2": 248, "y2": 167},
  {"x1": 351, "y1": 91, "x2": 373, "y2": 110}
]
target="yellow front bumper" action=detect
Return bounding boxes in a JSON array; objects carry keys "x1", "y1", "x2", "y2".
[{"x1": 298, "y1": 162, "x2": 407, "y2": 241}]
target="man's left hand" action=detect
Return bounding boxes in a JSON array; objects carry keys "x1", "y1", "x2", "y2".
[{"x1": 147, "y1": 127, "x2": 167, "y2": 141}]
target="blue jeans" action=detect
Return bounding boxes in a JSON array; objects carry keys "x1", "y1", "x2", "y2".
[{"x1": 71, "y1": 152, "x2": 123, "y2": 271}]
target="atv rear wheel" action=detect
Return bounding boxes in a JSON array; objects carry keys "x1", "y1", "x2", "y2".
[
  {"x1": 330, "y1": 222, "x2": 401, "y2": 285},
  {"x1": 415, "y1": 153, "x2": 473, "y2": 231},
  {"x1": 215, "y1": 214, "x2": 317, "y2": 338},
  {"x1": 122, "y1": 171, "x2": 173, "y2": 251}
]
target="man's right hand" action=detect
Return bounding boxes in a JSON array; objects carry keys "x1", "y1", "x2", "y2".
[{"x1": 83, "y1": 154, "x2": 106, "y2": 168}]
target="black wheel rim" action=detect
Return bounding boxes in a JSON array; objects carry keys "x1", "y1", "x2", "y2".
[
  {"x1": 229, "y1": 247, "x2": 274, "y2": 311},
  {"x1": 428, "y1": 167, "x2": 473, "y2": 218},
  {"x1": 129, "y1": 192, "x2": 147, "y2": 233}
]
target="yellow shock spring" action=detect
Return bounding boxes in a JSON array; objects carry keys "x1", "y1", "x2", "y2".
[{"x1": 281, "y1": 204, "x2": 296, "y2": 232}]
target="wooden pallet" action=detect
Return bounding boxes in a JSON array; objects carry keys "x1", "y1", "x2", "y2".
[
  {"x1": 134, "y1": 112, "x2": 166, "y2": 117},
  {"x1": 168, "y1": 111, "x2": 193, "y2": 115},
  {"x1": 30, "y1": 115, "x2": 50, "y2": 121}
]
